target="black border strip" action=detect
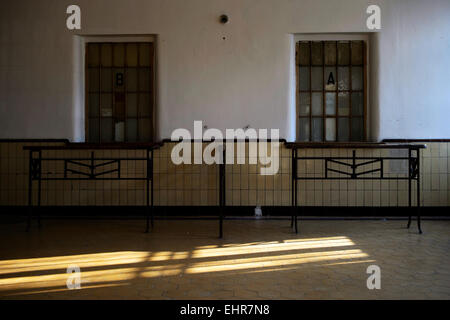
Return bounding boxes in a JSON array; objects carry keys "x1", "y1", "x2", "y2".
[
  {"x1": 383, "y1": 139, "x2": 450, "y2": 142},
  {"x1": 2, "y1": 138, "x2": 448, "y2": 144},
  {"x1": 0, "y1": 139, "x2": 69, "y2": 143},
  {"x1": 1, "y1": 206, "x2": 449, "y2": 217}
]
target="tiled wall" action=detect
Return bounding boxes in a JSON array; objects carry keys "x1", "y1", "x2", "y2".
[{"x1": 1, "y1": 141, "x2": 449, "y2": 207}]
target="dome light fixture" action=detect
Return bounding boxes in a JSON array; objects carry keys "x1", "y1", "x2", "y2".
[{"x1": 220, "y1": 14, "x2": 229, "y2": 24}]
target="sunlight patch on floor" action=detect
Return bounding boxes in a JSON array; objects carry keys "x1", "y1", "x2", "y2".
[{"x1": 0, "y1": 236, "x2": 366, "y2": 296}]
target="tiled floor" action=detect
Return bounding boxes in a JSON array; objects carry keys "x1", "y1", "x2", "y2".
[{"x1": 0, "y1": 217, "x2": 449, "y2": 300}]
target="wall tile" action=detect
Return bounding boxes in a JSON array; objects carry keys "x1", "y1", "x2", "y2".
[{"x1": 1, "y1": 141, "x2": 449, "y2": 208}]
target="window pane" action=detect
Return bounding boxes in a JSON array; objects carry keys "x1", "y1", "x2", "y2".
[
  {"x1": 100, "y1": 108, "x2": 112, "y2": 117},
  {"x1": 311, "y1": 42, "x2": 323, "y2": 65},
  {"x1": 113, "y1": 44, "x2": 125, "y2": 67},
  {"x1": 88, "y1": 44, "x2": 100, "y2": 67},
  {"x1": 312, "y1": 92, "x2": 323, "y2": 116},
  {"x1": 101, "y1": 118, "x2": 113, "y2": 142},
  {"x1": 311, "y1": 67, "x2": 323, "y2": 91},
  {"x1": 126, "y1": 68, "x2": 138, "y2": 91},
  {"x1": 352, "y1": 67, "x2": 363, "y2": 90},
  {"x1": 126, "y1": 118, "x2": 137, "y2": 142},
  {"x1": 88, "y1": 94, "x2": 99, "y2": 118},
  {"x1": 338, "y1": 92, "x2": 350, "y2": 116},
  {"x1": 88, "y1": 68, "x2": 99, "y2": 92},
  {"x1": 325, "y1": 92, "x2": 336, "y2": 115},
  {"x1": 312, "y1": 118, "x2": 323, "y2": 142},
  {"x1": 351, "y1": 92, "x2": 364, "y2": 116},
  {"x1": 100, "y1": 94, "x2": 112, "y2": 117},
  {"x1": 126, "y1": 43, "x2": 138, "y2": 67},
  {"x1": 337, "y1": 67, "x2": 349, "y2": 91},
  {"x1": 88, "y1": 118, "x2": 99, "y2": 143},
  {"x1": 338, "y1": 118, "x2": 349, "y2": 141},
  {"x1": 296, "y1": 40, "x2": 365, "y2": 143},
  {"x1": 298, "y1": 118, "x2": 310, "y2": 141},
  {"x1": 299, "y1": 67, "x2": 310, "y2": 91},
  {"x1": 351, "y1": 118, "x2": 364, "y2": 141},
  {"x1": 138, "y1": 118, "x2": 152, "y2": 141},
  {"x1": 299, "y1": 93, "x2": 310, "y2": 116},
  {"x1": 324, "y1": 41, "x2": 336, "y2": 65},
  {"x1": 100, "y1": 43, "x2": 112, "y2": 67},
  {"x1": 100, "y1": 68, "x2": 112, "y2": 92},
  {"x1": 139, "y1": 68, "x2": 151, "y2": 91},
  {"x1": 115, "y1": 121, "x2": 125, "y2": 142},
  {"x1": 126, "y1": 93, "x2": 137, "y2": 117},
  {"x1": 325, "y1": 118, "x2": 336, "y2": 141},
  {"x1": 298, "y1": 42, "x2": 310, "y2": 65},
  {"x1": 337, "y1": 41, "x2": 350, "y2": 65},
  {"x1": 87, "y1": 42, "x2": 154, "y2": 143},
  {"x1": 139, "y1": 43, "x2": 152, "y2": 67},
  {"x1": 324, "y1": 67, "x2": 336, "y2": 91},
  {"x1": 114, "y1": 94, "x2": 125, "y2": 119},
  {"x1": 351, "y1": 41, "x2": 363, "y2": 65},
  {"x1": 139, "y1": 93, "x2": 151, "y2": 117}
]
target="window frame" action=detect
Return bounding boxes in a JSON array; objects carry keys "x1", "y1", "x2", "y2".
[
  {"x1": 83, "y1": 37, "x2": 156, "y2": 143},
  {"x1": 295, "y1": 35, "x2": 368, "y2": 142}
]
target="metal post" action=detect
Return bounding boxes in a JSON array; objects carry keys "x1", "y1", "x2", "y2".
[
  {"x1": 352, "y1": 150, "x2": 356, "y2": 178},
  {"x1": 407, "y1": 148, "x2": 412, "y2": 229},
  {"x1": 151, "y1": 149, "x2": 154, "y2": 228},
  {"x1": 294, "y1": 149, "x2": 298, "y2": 234},
  {"x1": 417, "y1": 149, "x2": 422, "y2": 234},
  {"x1": 90, "y1": 151, "x2": 94, "y2": 178},
  {"x1": 291, "y1": 149, "x2": 295, "y2": 228},
  {"x1": 27, "y1": 150, "x2": 33, "y2": 231},
  {"x1": 37, "y1": 150, "x2": 42, "y2": 228},
  {"x1": 219, "y1": 146, "x2": 225, "y2": 238},
  {"x1": 145, "y1": 149, "x2": 150, "y2": 233},
  {"x1": 117, "y1": 157, "x2": 121, "y2": 179}
]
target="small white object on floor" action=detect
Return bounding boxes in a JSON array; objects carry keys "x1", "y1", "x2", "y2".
[{"x1": 254, "y1": 206, "x2": 262, "y2": 219}]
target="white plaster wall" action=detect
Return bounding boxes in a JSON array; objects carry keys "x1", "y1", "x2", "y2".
[
  {"x1": 376, "y1": 0, "x2": 450, "y2": 140},
  {"x1": 0, "y1": 0, "x2": 449, "y2": 141}
]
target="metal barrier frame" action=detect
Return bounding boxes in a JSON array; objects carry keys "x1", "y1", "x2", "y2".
[
  {"x1": 24, "y1": 143, "x2": 162, "y2": 233},
  {"x1": 285, "y1": 142, "x2": 427, "y2": 234}
]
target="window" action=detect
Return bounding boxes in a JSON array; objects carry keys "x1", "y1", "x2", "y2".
[
  {"x1": 86, "y1": 42, "x2": 154, "y2": 143},
  {"x1": 296, "y1": 41, "x2": 366, "y2": 142}
]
